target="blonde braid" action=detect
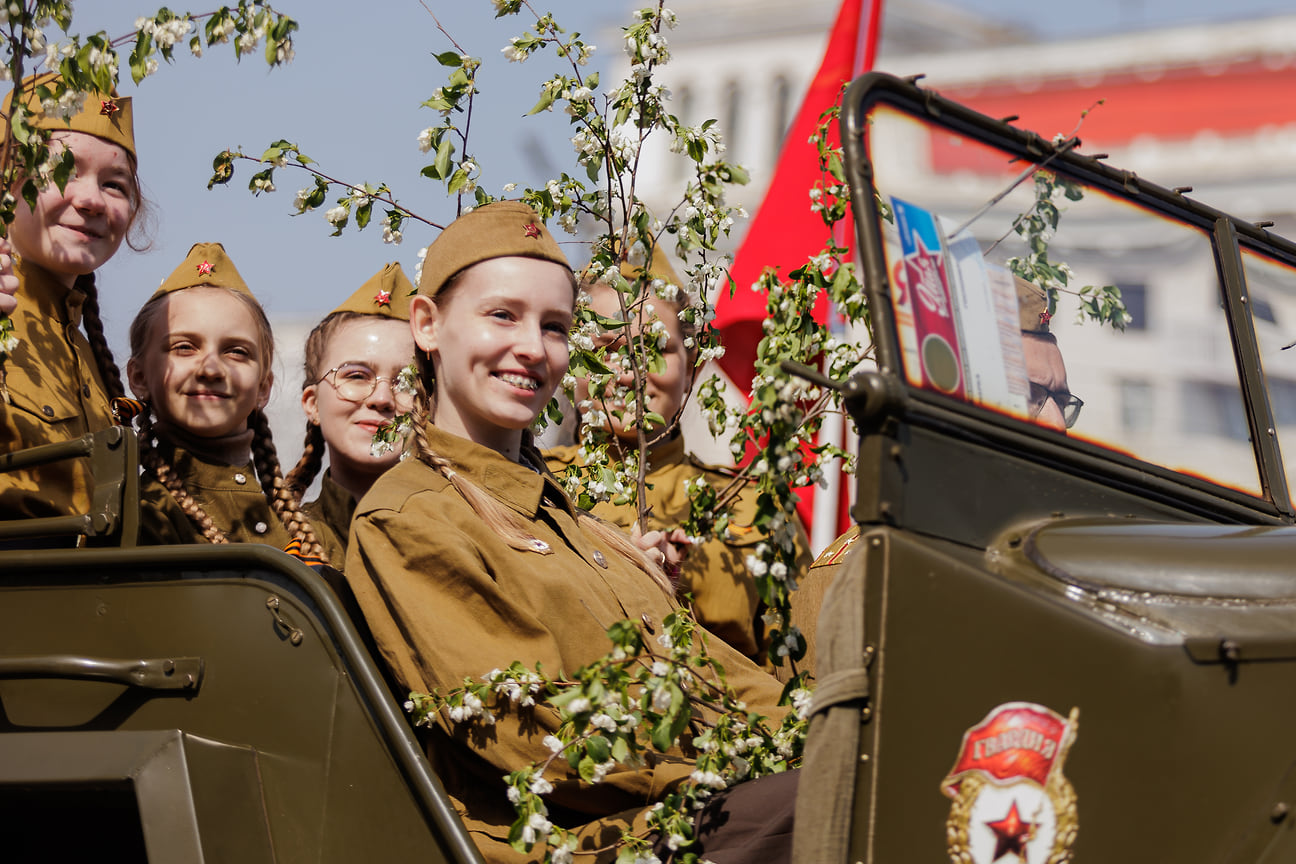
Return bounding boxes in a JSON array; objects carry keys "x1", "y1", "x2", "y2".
[
  {"x1": 249, "y1": 409, "x2": 326, "y2": 560},
  {"x1": 137, "y1": 410, "x2": 228, "y2": 543}
]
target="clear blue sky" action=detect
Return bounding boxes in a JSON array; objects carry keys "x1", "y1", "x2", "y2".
[{"x1": 59, "y1": 0, "x2": 1294, "y2": 366}]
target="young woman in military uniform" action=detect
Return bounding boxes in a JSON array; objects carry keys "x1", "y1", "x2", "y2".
[
  {"x1": 545, "y1": 258, "x2": 813, "y2": 665},
  {"x1": 345, "y1": 202, "x2": 796, "y2": 864},
  {"x1": 125, "y1": 242, "x2": 319, "y2": 552},
  {"x1": 0, "y1": 73, "x2": 147, "y2": 523},
  {"x1": 284, "y1": 262, "x2": 416, "y2": 570}
]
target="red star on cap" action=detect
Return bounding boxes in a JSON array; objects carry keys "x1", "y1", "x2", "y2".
[
  {"x1": 986, "y1": 799, "x2": 1034, "y2": 862},
  {"x1": 196, "y1": 260, "x2": 214, "y2": 277},
  {"x1": 1039, "y1": 310, "x2": 1052, "y2": 326},
  {"x1": 99, "y1": 99, "x2": 119, "y2": 116},
  {"x1": 373, "y1": 289, "x2": 392, "y2": 307},
  {"x1": 523, "y1": 223, "x2": 541, "y2": 238}
]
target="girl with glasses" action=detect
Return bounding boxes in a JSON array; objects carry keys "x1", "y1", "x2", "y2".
[{"x1": 285, "y1": 263, "x2": 416, "y2": 570}]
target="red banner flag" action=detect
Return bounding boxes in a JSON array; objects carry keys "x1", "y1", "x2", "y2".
[{"x1": 714, "y1": 0, "x2": 884, "y2": 536}]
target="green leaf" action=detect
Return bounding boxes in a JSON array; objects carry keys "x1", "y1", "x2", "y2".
[
  {"x1": 435, "y1": 51, "x2": 463, "y2": 67},
  {"x1": 586, "y1": 734, "x2": 611, "y2": 764},
  {"x1": 528, "y1": 88, "x2": 556, "y2": 116},
  {"x1": 435, "y1": 138, "x2": 454, "y2": 181}
]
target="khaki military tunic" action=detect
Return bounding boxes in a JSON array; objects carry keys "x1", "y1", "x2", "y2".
[
  {"x1": 303, "y1": 471, "x2": 353, "y2": 570},
  {"x1": 0, "y1": 261, "x2": 111, "y2": 520},
  {"x1": 137, "y1": 442, "x2": 290, "y2": 547},
  {"x1": 784, "y1": 525, "x2": 861, "y2": 683},
  {"x1": 346, "y1": 424, "x2": 787, "y2": 864},
  {"x1": 545, "y1": 436, "x2": 814, "y2": 663}
]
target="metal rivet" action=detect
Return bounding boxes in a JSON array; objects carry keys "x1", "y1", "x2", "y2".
[
  {"x1": 41, "y1": 405, "x2": 54, "y2": 417},
  {"x1": 254, "y1": 521, "x2": 268, "y2": 535},
  {"x1": 234, "y1": 472, "x2": 247, "y2": 485},
  {"x1": 1272, "y1": 802, "x2": 1289, "y2": 823},
  {"x1": 859, "y1": 753, "x2": 870, "y2": 763},
  {"x1": 861, "y1": 706, "x2": 872, "y2": 720},
  {"x1": 593, "y1": 550, "x2": 608, "y2": 568},
  {"x1": 640, "y1": 613, "x2": 655, "y2": 633}
]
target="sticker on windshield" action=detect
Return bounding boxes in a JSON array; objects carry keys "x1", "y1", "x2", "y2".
[{"x1": 940, "y1": 702, "x2": 1079, "y2": 864}]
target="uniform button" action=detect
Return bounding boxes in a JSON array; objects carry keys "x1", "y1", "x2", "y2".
[
  {"x1": 253, "y1": 521, "x2": 268, "y2": 535},
  {"x1": 233, "y1": 473, "x2": 247, "y2": 485},
  {"x1": 41, "y1": 405, "x2": 54, "y2": 417},
  {"x1": 82, "y1": 384, "x2": 90, "y2": 398},
  {"x1": 593, "y1": 550, "x2": 607, "y2": 568},
  {"x1": 640, "y1": 613, "x2": 655, "y2": 633}
]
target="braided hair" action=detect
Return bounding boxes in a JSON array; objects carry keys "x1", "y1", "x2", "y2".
[{"x1": 128, "y1": 285, "x2": 323, "y2": 554}]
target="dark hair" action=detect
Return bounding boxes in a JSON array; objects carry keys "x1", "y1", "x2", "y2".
[{"x1": 129, "y1": 285, "x2": 322, "y2": 556}]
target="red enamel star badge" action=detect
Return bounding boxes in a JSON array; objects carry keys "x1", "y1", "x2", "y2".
[
  {"x1": 986, "y1": 800, "x2": 1034, "y2": 861},
  {"x1": 99, "y1": 99, "x2": 119, "y2": 116},
  {"x1": 1039, "y1": 310, "x2": 1052, "y2": 326},
  {"x1": 373, "y1": 289, "x2": 392, "y2": 307},
  {"x1": 196, "y1": 260, "x2": 214, "y2": 277},
  {"x1": 523, "y1": 223, "x2": 541, "y2": 238}
]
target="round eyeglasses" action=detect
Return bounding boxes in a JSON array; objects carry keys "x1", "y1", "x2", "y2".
[
  {"x1": 1027, "y1": 382, "x2": 1083, "y2": 429},
  {"x1": 317, "y1": 364, "x2": 414, "y2": 411}
]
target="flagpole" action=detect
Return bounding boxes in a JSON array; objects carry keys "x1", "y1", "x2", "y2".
[{"x1": 811, "y1": 0, "x2": 883, "y2": 553}]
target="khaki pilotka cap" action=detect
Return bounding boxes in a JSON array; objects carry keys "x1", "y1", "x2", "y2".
[
  {"x1": 152, "y1": 242, "x2": 253, "y2": 300},
  {"x1": 417, "y1": 201, "x2": 570, "y2": 297},
  {"x1": 330, "y1": 262, "x2": 414, "y2": 320},
  {"x1": 3, "y1": 71, "x2": 136, "y2": 159},
  {"x1": 1016, "y1": 275, "x2": 1051, "y2": 334}
]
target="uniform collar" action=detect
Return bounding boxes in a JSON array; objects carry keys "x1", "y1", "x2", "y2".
[
  {"x1": 423, "y1": 422, "x2": 575, "y2": 518},
  {"x1": 16, "y1": 258, "x2": 76, "y2": 324},
  {"x1": 318, "y1": 470, "x2": 358, "y2": 523},
  {"x1": 153, "y1": 420, "x2": 256, "y2": 467}
]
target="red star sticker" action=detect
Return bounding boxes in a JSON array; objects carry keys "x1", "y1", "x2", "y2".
[
  {"x1": 986, "y1": 800, "x2": 1034, "y2": 862},
  {"x1": 373, "y1": 289, "x2": 392, "y2": 307},
  {"x1": 99, "y1": 99, "x2": 119, "y2": 116},
  {"x1": 523, "y1": 223, "x2": 541, "y2": 238},
  {"x1": 196, "y1": 260, "x2": 214, "y2": 277}
]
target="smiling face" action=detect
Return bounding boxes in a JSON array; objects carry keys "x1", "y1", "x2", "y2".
[
  {"x1": 302, "y1": 316, "x2": 415, "y2": 494},
  {"x1": 579, "y1": 281, "x2": 693, "y2": 446},
  {"x1": 127, "y1": 287, "x2": 273, "y2": 440},
  {"x1": 410, "y1": 256, "x2": 574, "y2": 458},
  {"x1": 9, "y1": 131, "x2": 135, "y2": 287}
]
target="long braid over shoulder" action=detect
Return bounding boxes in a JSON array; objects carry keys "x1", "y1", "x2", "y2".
[
  {"x1": 250, "y1": 408, "x2": 325, "y2": 559},
  {"x1": 136, "y1": 410, "x2": 228, "y2": 543},
  {"x1": 76, "y1": 273, "x2": 126, "y2": 401},
  {"x1": 284, "y1": 422, "x2": 325, "y2": 498}
]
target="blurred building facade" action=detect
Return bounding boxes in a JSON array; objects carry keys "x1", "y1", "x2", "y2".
[{"x1": 615, "y1": 0, "x2": 1296, "y2": 536}]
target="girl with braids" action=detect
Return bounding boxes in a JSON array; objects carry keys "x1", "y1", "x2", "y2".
[
  {"x1": 285, "y1": 262, "x2": 415, "y2": 570},
  {"x1": 546, "y1": 251, "x2": 813, "y2": 667},
  {"x1": 125, "y1": 242, "x2": 319, "y2": 553},
  {"x1": 345, "y1": 202, "x2": 795, "y2": 864},
  {"x1": 0, "y1": 73, "x2": 149, "y2": 523}
]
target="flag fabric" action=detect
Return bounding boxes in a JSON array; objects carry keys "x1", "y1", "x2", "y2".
[{"x1": 714, "y1": 0, "x2": 884, "y2": 540}]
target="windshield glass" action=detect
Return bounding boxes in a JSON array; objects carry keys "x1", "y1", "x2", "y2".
[{"x1": 864, "y1": 101, "x2": 1262, "y2": 497}]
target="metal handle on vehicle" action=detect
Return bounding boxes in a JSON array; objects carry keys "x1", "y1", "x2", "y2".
[{"x1": 0, "y1": 655, "x2": 204, "y2": 690}]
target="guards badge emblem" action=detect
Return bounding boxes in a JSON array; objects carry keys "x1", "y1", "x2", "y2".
[{"x1": 940, "y1": 702, "x2": 1079, "y2": 864}]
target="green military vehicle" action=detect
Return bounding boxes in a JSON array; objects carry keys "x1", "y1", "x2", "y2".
[
  {"x1": 795, "y1": 72, "x2": 1296, "y2": 864},
  {"x1": 4, "y1": 72, "x2": 1296, "y2": 863}
]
